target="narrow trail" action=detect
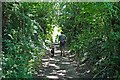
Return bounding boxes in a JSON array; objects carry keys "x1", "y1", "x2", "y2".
[{"x1": 34, "y1": 49, "x2": 93, "y2": 79}]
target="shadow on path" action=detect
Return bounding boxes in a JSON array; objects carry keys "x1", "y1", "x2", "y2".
[{"x1": 34, "y1": 50, "x2": 92, "y2": 79}]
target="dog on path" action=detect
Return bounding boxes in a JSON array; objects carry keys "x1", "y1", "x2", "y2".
[{"x1": 50, "y1": 43, "x2": 54, "y2": 57}]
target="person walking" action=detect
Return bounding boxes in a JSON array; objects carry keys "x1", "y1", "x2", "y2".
[{"x1": 58, "y1": 31, "x2": 67, "y2": 56}]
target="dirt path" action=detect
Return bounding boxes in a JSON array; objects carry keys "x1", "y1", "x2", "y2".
[{"x1": 34, "y1": 50, "x2": 92, "y2": 79}]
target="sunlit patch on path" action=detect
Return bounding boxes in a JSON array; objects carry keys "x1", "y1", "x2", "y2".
[{"x1": 34, "y1": 49, "x2": 92, "y2": 79}]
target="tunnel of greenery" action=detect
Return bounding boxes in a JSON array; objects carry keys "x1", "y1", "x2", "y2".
[{"x1": 2, "y1": 2, "x2": 120, "y2": 79}]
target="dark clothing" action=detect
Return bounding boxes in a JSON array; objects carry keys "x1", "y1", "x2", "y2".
[
  {"x1": 59, "y1": 34, "x2": 66, "y2": 49},
  {"x1": 59, "y1": 34, "x2": 66, "y2": 42},
  {"x1": 59, "y1": 34, "x2": 67, "y2": 56}
]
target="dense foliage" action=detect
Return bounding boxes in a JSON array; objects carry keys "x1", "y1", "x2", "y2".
[
  {"x1": 2, "y1": 2, "x2": 120, "y2": 79},
  {"x1": 59, "y1": 2, "x2": 120, "y2": 79},
  {"x1": 2, "y1": 2, "x2": 55, "y2": 78}
]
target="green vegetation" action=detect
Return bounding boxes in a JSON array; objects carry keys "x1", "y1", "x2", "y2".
[
  {"x1": 60, "y1": 2, "x2": 120, "y2": 79},
  {"x1": 2, "y1": 2, "x2": 54, "y2": 78},
  {"x1": 2, "y1": 2, "x2": 120, "y2": 79}
]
